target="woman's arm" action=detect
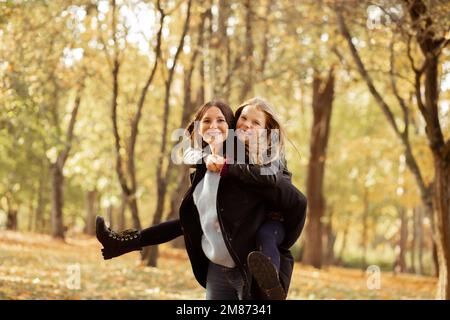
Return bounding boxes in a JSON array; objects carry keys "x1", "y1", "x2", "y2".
[
  {"x1": 183, "y1": 147, "x2": 208, "y2": 167},
  {"x1": 140, "y1": 219, "x2": 183, "y2": 246}
]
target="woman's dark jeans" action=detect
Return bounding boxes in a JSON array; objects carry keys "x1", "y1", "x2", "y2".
[{"x1": 206, "y1": 262, "x2": 244, "y2": 300}]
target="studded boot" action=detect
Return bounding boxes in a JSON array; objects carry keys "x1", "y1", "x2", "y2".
[{"x1": 95, "y1": 216, "x2": 142, "y2": 260}]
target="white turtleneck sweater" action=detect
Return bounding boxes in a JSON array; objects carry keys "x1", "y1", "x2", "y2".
[{"x1": 193, "y1": 170, "x2": 236, "y2": 268}]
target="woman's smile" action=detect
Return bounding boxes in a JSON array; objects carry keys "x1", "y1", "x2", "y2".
[{"x1": 199, "y1": 107, "x2": 229, "y2": 147}]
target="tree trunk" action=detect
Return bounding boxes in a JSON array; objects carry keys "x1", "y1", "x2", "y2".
[
  {"x1": 302, "y1": 69, "x2": 334, "y2": 269},
  {"x1": 145, "y1": 179, "x2": 168, "y2": 266},
  {"x1": 411, "y1": 207, "x2": 418, "y2": 274},
  {"x1": 417, "y1": 205, "x2": 425, "y2": 275},
  {"x1": 6, "y1": 209, "x2": 17, "y2": 230},
  {"x1": 337, "y1": 3, "x2": 449, "y2": 297},
  {"x1": 50, "y1": 164, "x2": 64, "y2": 239},
  {"x1": 117, "y1": 193, "x2": 126, "y2": 231},
  {"x1": 108, "y1": 0, "x2": 165, "y2": 238},
  {"x1": 396, "y1": 206, "x2": 408, "y2": 273},
  {"x1": 127, "y1": 196, "x2": 140, "y2": 230},
  {"x1": 167, "y1": 166, "x2": 190, "y2": 249},
  {"x1": 35, "y1": 161, "x2": 47, "y2": 232},
  {"x1": 84, "y1": 189, "x2": 97, "y2": 236},
  {"x1": 239, "y1": 0, "x2": 254, "y2": 101},
  {"x1": 35, "y1": 191, "x2": 45, "y2": 232},
  {"x1": 361, "y1": 186, "x2": 369, "y2": 271},
  {"x1": 416, "y1": 9, "x2": 449, "y2": 296},
  {"x1": 27, "y1": 200, "x2": 34, "y2": 232},
  {"x1": 6, "y1": 195, "x2": 18, "y2": 231},
  {"x1": 336, "y1": 222, "x2": 349, "y2": 266},
  {"x1": 144, "y1": 1, "x2": 192, "y2": 267},
  {"x1": 106, "y1": 204, "x2": 113, "y2": 230},
  {"x1": 432, "y1": 241, "x2": 439, "y2": 277},
  {"x1": 212, "y1": 0, "x2": 229, "y2": 99},
  {"x1": 49, "y1": 79, "x2": 83, "y2": 239},
  {"x1": 166, "y1": 10, "x2": 207, "y2": 249},
  {"x1": 433, "y1": 158, "x2": 450, "y2": 298},
  {"x1": 323, "y1": 210, "x2": 336, "y2": 266}
]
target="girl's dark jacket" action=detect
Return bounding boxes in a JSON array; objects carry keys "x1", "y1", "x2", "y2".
[{"x1": 140, "y1": 161, "x2": 307, "y2": 299}]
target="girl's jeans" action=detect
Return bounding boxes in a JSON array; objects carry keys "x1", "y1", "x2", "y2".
[{"x1": 256, "y1": 220, "x2": 285, "y2": 272}]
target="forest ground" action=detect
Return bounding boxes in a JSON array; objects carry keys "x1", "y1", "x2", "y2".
[{"x1": 0, "y1": 231, "x2": 436, "y2": 300}]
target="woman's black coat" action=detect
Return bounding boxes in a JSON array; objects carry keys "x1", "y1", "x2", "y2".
[{"x1": 141, "y1": 163, "x2": 307, "y2": 299}]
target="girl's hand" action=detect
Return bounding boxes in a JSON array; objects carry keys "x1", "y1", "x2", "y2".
[
  {"x1": 206, "y1": 155, "x2": 220, "y2": 172},
  {"x1": 211, "y1": 155, "x2": 226, "y2": 172},
  {"x1": 206, "y1": 154, "x2": 226, "y2": 172}
]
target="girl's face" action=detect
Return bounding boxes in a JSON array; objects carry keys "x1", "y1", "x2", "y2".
[
  {"x1": 199, "y1": 106, "x2": 229, "y2": 146},
  {"x1": 236, "y1": 105, "x2": 267, "y2": 143}
]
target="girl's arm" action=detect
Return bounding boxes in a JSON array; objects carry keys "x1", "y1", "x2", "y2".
[
  {"x1": 258, "y1": 178, "x2": 308, "y2": 249},
  {"x1": 139, "y1": 219, "x2": 183, "y2": 246},
  {"x1": 221, "y1": 157, "x2": 291, "y2": 187}
]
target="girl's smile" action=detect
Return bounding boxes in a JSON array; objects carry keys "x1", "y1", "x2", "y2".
[{"x1": 236, "y1": 105, "x2": 267, "y2": 143}]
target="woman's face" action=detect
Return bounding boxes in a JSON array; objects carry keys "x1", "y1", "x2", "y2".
[
  {"x1": 236, "y1": 105, "x2": 267, "y2": 143},
  {"x1": 199, "y1": 106, "x2": 229, "y2": 146}
]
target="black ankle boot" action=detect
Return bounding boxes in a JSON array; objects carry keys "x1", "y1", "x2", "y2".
[{"x1": 96, "y1": 216, "x2": 142, "y2": 260}]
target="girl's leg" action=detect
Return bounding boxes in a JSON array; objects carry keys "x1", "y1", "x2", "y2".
[
  {"x1": 256, "y1": 220, "x2": 285, "y2": 271},
  {"x1": 206, "y1": 262, "x2": 244, "y2": 300},
  {"x1": 249, "y1": 220, "x2": 286, "y2": 300}
]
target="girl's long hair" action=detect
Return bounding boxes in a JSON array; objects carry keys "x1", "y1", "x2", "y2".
[{"x1": 234, "y1": 97, "x2": 286, "y2": 165}]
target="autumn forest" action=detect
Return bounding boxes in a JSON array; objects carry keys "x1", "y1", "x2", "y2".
[{"x1": 0, "y1": 0, "x2": 449, "y2": 300}]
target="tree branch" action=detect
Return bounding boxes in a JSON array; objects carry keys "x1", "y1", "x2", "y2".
[
  {"x1": 336, "y1": 4, "x2": 430, "y2": 202},
  {"x1": 57, "y1": 79, "x2": 85, "y2": 169},
  {"x1": 128, "y1": 0, "x2": 166, "y2": 191},
  {"x1": 110, "y1": 0, "x2": 130, "y2": 195},
  {"x1": 158, "y1": 0, "x2": 193, "y2": 182},
  {"x1": 336, "y1": 8, "x2": 401, "y2": 136},
  {"x1": 389, "y1": 37, "x2": 410, "y2": 138}
]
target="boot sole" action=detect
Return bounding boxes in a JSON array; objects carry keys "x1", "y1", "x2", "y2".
[{"x1": 247, "y1": 251, "x2": 286, "y2": 300}]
